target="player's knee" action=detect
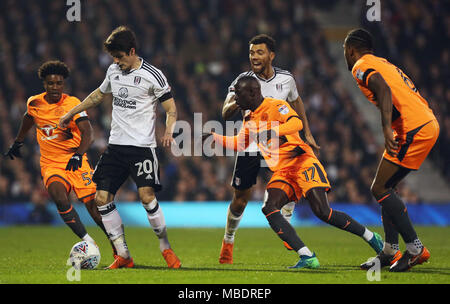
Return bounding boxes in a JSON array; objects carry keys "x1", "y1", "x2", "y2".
[
  {"x1": 94, "y1": 192, "x2": 111, "y2": 206},
  {"x1": 140, "y1": 193, "x2": 156, "y2": 205},
  {"x1": 261, "y1": 197, "x2": 284, "y2": 216},
  {"x1": 312, "y1": 205, "x2": 331, "y2": 222},
  {"x1": 261, "y1": 201, "x2": 277, "y2": 216},
  {"x1": 232, "y1": 188, "x2": 251, "y2": 209}
]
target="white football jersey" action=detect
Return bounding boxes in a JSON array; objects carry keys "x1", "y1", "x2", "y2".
[
  {"x1": 99, "y1": 58, "x2": 171, "y2": 148},
  {"x1": 227, "y1": 66, "x2": 300, "y2": 152}
]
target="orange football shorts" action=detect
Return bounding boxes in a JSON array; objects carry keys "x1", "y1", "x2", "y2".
[
  {"x1": 383, "y1": 119, "x2": 439, "y2": 170},
  {"x1": 41, "y1": 157, "x2": 96, "y2": 203},
  {"x1": 267, "y1": 156, "x2": 331, "y2": 201}
]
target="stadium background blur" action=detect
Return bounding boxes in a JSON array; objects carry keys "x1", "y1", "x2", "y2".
[{"x1": 0, "y1": 0, "x2": 448, "y2": 224}]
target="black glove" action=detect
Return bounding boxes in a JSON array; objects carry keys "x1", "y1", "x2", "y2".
[
  {"x1": 4, "y1": 141, "x2": 24, "y2": 160},
  {"x1": 65, "y1": 153, "x2": 83, "y2": 171}
]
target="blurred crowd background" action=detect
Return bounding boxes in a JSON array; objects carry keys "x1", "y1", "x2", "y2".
[{"x1": 0, "y1": 0, "x2": 448, "y2": 211}]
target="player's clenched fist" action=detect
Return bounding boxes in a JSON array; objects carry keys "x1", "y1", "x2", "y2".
[{"x1": 59, "y1": 113, "x2": 73, "y2": 129}]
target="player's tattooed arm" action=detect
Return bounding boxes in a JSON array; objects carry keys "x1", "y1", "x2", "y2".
[
  {"x1": 161, "y1": 98, "x2": 177, "y2": 147},
  {"x1": 367, "y1": 72, "x2": 398, "y2": 156},
  {"x1": 59, "y1": 88, "x2": 107, "y2": 128}
]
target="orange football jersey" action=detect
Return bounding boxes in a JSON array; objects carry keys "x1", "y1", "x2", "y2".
[
  {"x1": 352, "y1": 54, "x2": 436, "y2": 136},
  {"x1": 26, "y1": 92, "x2": 88, "y2": 166},
  {"x1": 214, "y1": 97, "x2": 316, "y2": 172}
]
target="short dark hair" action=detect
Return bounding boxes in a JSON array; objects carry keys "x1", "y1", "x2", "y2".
[
  {"x1": 249, "y1": 34, "x2": 276, "y2": 53},
  {"x1": 345, "y1": 28, "x2": 374, "y2": 51},
  {"x1": 38, "y1": 60, "x2": 70, "y2": 80},
  {"x1": 236, "y1": 75, "x2": 260, "y2": 90},
  {"x1": 104, "y1": 26, "x2": 137, "y2": 54}
]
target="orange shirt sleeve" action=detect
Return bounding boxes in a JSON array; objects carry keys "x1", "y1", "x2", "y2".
[
  {"x1": 270, "y1": 101, "x2": 302, "y2": 136},
  {"x1": 352, "y1": 59, "x2": 377, "y2": 87},
  {"x1": 212, "y1": 122, "x2": 251, "y2": 151},
  {"x1": 274, "y1": 116, "x2": 303, "y2": 136}
]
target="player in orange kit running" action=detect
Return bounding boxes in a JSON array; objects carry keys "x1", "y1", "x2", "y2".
[
  {"x1": 343, "y1": 28, "x2": 439, "y2": 272},
  {"x1": 4, "y1": 60, "x2": 113, "y2": 253},
  {"x1": 203, "y1": 76, "x2": 384, "y2": 269}
]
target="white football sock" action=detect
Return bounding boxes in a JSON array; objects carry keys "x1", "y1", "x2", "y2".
[
  {"x1": 281, "y1": 202, "x2": 295, "y2": 223},
  {"x1": 82, "y1": 233, "x2": 96, "y2": 245},
  {"x1": 112, "y1": 235, "x2": 130, "y2": 259},
  {"x1": 362, "y1": 228, "x2": 374, "y2": 242},
  {"x1": 383, "y1": 242, "x2": 400, "y2": 255},
  {"x1": 297, "y1": 246, "x2": 313, "y2": 257},
  {"x1": 97, "y1": 202, "x2": 130, "y2": 258},
  {"x1": 224, "y1": 206, "x2": 243, "y2": 244},
  {"x1": 143, "y1": 199, "x2": 170, "y2": 251},
  {"x1": 406, "y1": 238, "x2": 423, "y2": 255}
]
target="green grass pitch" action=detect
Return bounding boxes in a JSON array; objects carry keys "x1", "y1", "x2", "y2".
[{"x1": 0, "y1": 225, "x2": 449, "y2": 284}]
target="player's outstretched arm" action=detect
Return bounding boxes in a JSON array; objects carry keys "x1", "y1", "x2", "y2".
[
  {"x1": 160, "y1": 98, "x2": 177, "y2": 147},
  {"x1": 367, "y1": 72, "x2": 398, "y2": 156},
  {"x1": 59, "y1": 88, "x2": 106, "y2": 128},
  {"x1": 222, "y1": 94, "x2": 240, "y2": 120},
  {"x1": 291, "y1": 96, "x2": 320, "y2": 154},
  {"x1": 3, "y1": 112, "x2": 34, "y2": 159}
]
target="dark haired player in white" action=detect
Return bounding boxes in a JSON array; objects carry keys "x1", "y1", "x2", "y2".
[
  {"x1": 219, "y1": 34, "x2": 320, "y2": 264},
  {"x1": 60, "y1": 26, "x2": 181, "y2": 269}
]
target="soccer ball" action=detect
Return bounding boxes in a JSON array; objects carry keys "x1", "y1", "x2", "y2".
[{"x1": 69, "y1": 241, "x2": 101, "y2": 269}]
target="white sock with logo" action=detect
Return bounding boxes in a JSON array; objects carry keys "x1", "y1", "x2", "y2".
[
  {"x1": 143, "y1": 198, "x2": 170, "y2": 251},
  {"x1": 97, "y1": 202, "x2": 130, "y2": 258}
]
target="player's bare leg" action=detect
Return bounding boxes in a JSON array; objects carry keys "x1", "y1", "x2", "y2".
[
  {"x1": 48, "y1": 181, "x2": 95, "y2": 244},
  {"x1": 262, "y1": 188, "x2": 319, "y2": 269},
  {"x1": 370, "y1": 158, "x2": 428, "y2": 272},
  {"x1": 306, "y1": 188, "x2": 383, "y2": 254},
  {"x1": 220, "y1": 187, "x2": 251, "y2": 264},
  {"x1": 95, "y1": 190, "x2": 134, "y2": 269},
  {"x1": 139, "y1": 186, "x2": 181, "y2": 268}
]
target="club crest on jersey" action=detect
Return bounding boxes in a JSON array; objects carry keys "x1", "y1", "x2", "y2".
[
  {"x1": 278, "y1": 104, "x2": 289, "y2": 115},
  {"x1": 276, "y1": 83, "x2": 283, "y2": 91},
  {"x1": 118, "y1": 87, "x2": 128, "y2": 98},
  {"x1": 134, "y1": 76, "x2": 141, "y2": 85}
]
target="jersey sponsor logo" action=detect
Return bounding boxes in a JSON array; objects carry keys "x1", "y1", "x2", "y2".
[
  {"x1": 113, "y1": 96, "x2": 137, "y2": 109},
  {"x1": 38, "y1": 124, "x2": 58, "y2": 140}
]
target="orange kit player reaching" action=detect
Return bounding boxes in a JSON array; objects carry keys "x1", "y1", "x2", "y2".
[
  {"x1": 344, "y1": 28, "x2": 439, "y2": 272},
  {"x1": 202, "y1": 76, "x2": 384, "y2": 269},
  {"x1": 4, "y1": 60, "x2": 113, "y2": 253}
]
